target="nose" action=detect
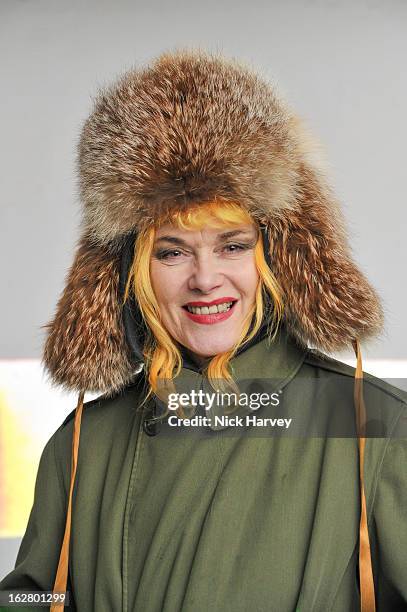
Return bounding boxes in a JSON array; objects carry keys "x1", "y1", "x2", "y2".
[{"x1": 188, "y1": 255, "x2": 223, "y2": 294}]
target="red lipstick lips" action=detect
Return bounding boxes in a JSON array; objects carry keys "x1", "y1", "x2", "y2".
[{"x1": 183, "y1": 298, "x2": 238, "y2": 325}]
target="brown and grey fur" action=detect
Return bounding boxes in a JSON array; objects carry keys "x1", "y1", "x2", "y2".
[{"x1": 43, "y1": 48, "x2": 383, "y2": 395}]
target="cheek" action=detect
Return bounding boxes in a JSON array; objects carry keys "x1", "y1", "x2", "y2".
[
  {"x1": 236, "y1": 260, "x2": 259, "y2": 299},
  {"x1": 150, "y1": 264, "x2": 166, "y2": 306},
  {"x1": 150, "y1": 263, "x2": 183, "y2": 309}
]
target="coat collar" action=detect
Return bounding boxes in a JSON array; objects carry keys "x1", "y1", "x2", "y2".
[
  {"x1": 153, "y1": 324, "x2": 307, "y2": 432},
  {"x1": 205, "y1": 324, "x2": 307, "y2": 431}
]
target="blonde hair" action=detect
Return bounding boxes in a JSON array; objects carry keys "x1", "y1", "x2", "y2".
[{"x1": 124, "y1": 200, "x2": 284, "y2": 410}]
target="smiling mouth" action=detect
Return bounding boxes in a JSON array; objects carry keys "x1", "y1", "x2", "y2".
[{"x1": 184, "y1": 300, "x2": 237, "y2": 315}]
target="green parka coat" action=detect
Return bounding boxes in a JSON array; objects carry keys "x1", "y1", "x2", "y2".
[
  {"x1": 0, "y1": 330, "x2": 407, "y2": 612},
  {"x1": 1, "y1": 49, "x2": 406, "y2": 612},
  {"x1": 1, "y1": 327, "x2": 407, "y2": 611}
]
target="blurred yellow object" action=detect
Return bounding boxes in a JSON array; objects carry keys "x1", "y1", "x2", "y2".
[
  {"x1": 0, "y1": 360, "x2": 89, "y2": 539},
  {"x1": 0, "y1": 390, "x2": 38, "y2": 537}
]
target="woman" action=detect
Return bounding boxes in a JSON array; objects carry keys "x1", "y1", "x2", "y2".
[{"x1": 1, "y1": 49, "x2": 406, "y2": 612}]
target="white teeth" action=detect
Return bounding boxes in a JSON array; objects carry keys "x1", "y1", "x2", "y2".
[{"x1": 186, "y1": 301, "x2": 234, "y2": 315}]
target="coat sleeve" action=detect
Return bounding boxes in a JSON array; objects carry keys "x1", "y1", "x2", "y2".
[
  {"x1": 0, "y1": 430, "x2": 76, "y2": 611},
  {"x1": 371, "y1": 426, "x2": 407, "y2": 610}
]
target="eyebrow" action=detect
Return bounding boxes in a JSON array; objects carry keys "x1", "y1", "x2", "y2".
[{"x1": 154, "y1": 229, "x2": 256, "y2": 247}]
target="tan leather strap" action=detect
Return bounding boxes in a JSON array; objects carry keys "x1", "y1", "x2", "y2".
[
  {"x1": 352, "y1": 340, "x2": 376, "y2": 612},
  {"x1": 51, "y1": 391, "x2": 85, "y2": 612}
]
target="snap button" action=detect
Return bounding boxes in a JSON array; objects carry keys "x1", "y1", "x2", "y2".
[
  {"x1": 143, "y1": 417, "x2": 160, "y2": 437},
  {"x1": 142, "y1": 399, "x2": 163, "y2": 436}
]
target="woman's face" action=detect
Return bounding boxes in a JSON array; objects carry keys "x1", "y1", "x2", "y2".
[{"x1": 150, "y1": 222, "x2": 259, "y2": 358}]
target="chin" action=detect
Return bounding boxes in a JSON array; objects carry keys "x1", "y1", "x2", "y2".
[
  {"x1": 187, "y1": 337, "x2": 237, "y2": 358},
  {"x1": 179, "y1": 324, "x2": 243, "y2": 358}
]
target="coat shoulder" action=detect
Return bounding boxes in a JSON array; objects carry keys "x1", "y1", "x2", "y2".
[
  {"x1": 59, "y1": 372, "x2": 148, "y2": 430},
  {"x1": 304, "y1": 348, "x2": 407, "y2": 407},
  {"x1": 47, "y1": 373, "x2": 148, "y2": 494}
]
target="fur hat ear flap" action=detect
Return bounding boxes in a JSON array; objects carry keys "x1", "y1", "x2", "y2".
[
  {"x1": 42, "y1": 236, "x2": 135, "y2": 395},
  {"x1": 267, "y1": 161, "x2": 384, "y2": 352}
]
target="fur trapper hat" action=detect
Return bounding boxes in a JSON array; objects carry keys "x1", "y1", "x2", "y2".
[{"x1": 43, "y1": 48, "x2": 383, "y2": 395}]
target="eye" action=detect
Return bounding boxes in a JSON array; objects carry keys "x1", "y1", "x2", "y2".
[
  {"x1": 155, "y1": 249, "x2": 182, "y2": 259},
  {"x1": 224, "y1": 243, "x2": 244, "y2": 252},
  {"x1": 222, "y1": 242, "x2": 254, "y2": 254},
  {"x1": 154, "y1": 249, "x2": 188, "y2": 265}
]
